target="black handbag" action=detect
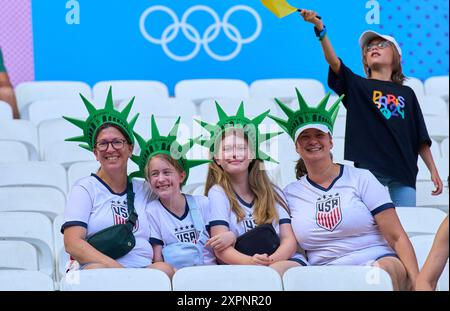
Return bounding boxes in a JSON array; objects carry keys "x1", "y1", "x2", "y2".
[
  {"x1": 87, "y1": 181, "x2": 138, "y2": 259},
  {"x1": 235, "y1": 223, "x2": 280, "y2": 256}
]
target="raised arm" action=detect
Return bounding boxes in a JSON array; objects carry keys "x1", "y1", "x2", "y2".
[
  {"x1": 419, "y1": 143, "x2": 443, "y2": 195},
  {"x1": 300, "y1": 9, "x2": 341, "y2": 74}
]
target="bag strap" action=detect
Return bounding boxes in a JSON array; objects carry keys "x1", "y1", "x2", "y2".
[
  {"x1": 126, "y1": 179, "x2": 138, "y2": 228},
  {"x1": 185, "y1": 194, "x2": 204, "y2": 235}
]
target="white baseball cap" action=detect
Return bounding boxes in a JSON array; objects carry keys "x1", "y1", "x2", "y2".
[
  {"x1": 359, "y1": 30, "x2": 402, "y2": 56},
  {"x1": 294, "y1": 124, "x2": 331, "y2": 143}
]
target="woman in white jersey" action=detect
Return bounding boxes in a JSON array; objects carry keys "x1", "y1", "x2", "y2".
[
  {"x1": 270, "y1": 89, "x2": 419, "y2": 290},
  {"x1": 130, "y1": 116, "x2": 235, "y2": 269},
  {"x1": 61, "y1": 88, "x2": 173, "y2": 276},
  {"x1": 202, "y1": 102, "x2": 307, "y2": 276}
]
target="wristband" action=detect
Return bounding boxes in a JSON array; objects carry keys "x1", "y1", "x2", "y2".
[{"x1": 314, "y1": 25, "x2": 327, "y2": 41}]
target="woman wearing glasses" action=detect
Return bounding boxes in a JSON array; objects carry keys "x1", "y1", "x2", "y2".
[
  {"x1": 61, "y1": 89, "x2": 174, "y2": 277},
  {"x1": 299, "y1": 10, "x2": 443, "y2": 207}
]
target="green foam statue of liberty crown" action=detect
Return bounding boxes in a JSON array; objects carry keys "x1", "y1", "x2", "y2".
[
  {"x1": 130, "y1": 115, "x2": 210, "y2": 184},
  {"x1": 63, "y1": 87, "x2": 139, "y2": 151},
  {"x1": 269, "y1": 88, "x2": 344, "y2": 141},
  {"x1": 196, "y1": 101, "x2": 283, "y2": 162}
]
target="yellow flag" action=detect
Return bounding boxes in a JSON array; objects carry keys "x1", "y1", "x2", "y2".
[{"x1": 261, "y1": 0, "x2": 299, "y2": 18}]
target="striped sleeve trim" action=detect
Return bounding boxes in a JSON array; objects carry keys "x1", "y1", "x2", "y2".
[
  {"x1": 149, "y1": 238, "x2": 164, "y2": 246},
  {"x1": 279, "y1": 218, "x2": 291, "y2": 225},
  {"x1": 209, "y1": 220, "x2": 229, "y2": 228},
  {"x1": 371, "y1": 203, "x2": 395, "y2": 216},
  {"x1": 61, "y1": 221, "x2": 87, "y2": 234}
]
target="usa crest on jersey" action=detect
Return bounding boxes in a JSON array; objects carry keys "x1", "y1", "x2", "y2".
[
  {"x1": 111, "y1": 200, "x2": 139, "y2": 232},
  {"x1": 315, "y1": 194, "x2": 342, "y2": 231}
]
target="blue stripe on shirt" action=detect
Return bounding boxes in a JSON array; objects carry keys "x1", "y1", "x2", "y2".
[{"x1": 371, "y1": 203, "x2": 395, "y2": 216}]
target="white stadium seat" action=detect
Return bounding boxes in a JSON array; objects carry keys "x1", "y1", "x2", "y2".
[
  {"x1": 37, "y1": 118, "x2": 86, "y2": 161},
  {"x1": 0, "y1": 120, "x2": 39, "y2": 160},
  {"x1": 118, "y1": 97, "x2": 198, "y2": 121},
  {"x1": 424, "y1": 115, "x2": 449, "y2": 143},
  {"x1": 417, "y1": 95, "x2": 448, "y2": 116},
  {"x1": 174, "y1": 79, "x2": 250, "y2": 106},
  {"x1": 0, "y1": 240, "x2": 39, "y2": 271},
  {"x1": 250, "y1": 79, "x2": 326, "y2": 104},
  {"x1": 0, "y1": 271, "x2": 54, "y2": 291},
  {"x1": 172, "y1": 265, "x2": 283, "y2": 291},
  {"x1": 441, "y1": 138, "x2": 449, "y2": 159},
  {"x1": 274, "y1": 134, "x2": 298, "y2": 188},
  {"x1": 67, "y1": 160, "x2": 139, "y2": 188},
  {"x1": 0, "y1": 100, "x2": 13, "y2": 120},
  {"x1": 395, "y1": 207, "x2": 447, "y2": 236},
  {"x1": 0, "y1": 141, "x2": 29, "y2": 163},
  {"x1": 67, "y1": 161, "x2": 100, "y2": 188},
  {"x1": 61, "y1": 268, "x2": 172, "y2": 291},
  {"x1": 0, "y1": 162, "x2": 67, "y2": 195},
  {"x1": 0, "y1": 212, "x2": 55, "y2": 277},
  {"x1": 199, "y1": 97, "x2": 276, "y2": 122},
  {"x1": 53, "y1": 214, "x2": 68, "y2": 282},
  {"x1": 93, "y1": 80, "x2": 169, "y2": 104},
  {"x1": 15, "y1": 81, "x2": 91, "y2": 119},
  {"x1": 0, "y1": 187, "x2": 65, "y2": 220},
  {"x1": 44, "y1": 142, "x2": 95, "y2": 168},
  {"x1": 425, "y1": 76, "x2": 449, "y2": 102},
  {"x1": 134, "y1": 115, "x2": 193, "y2": 144},
  {"x1": 416, "y1": 181, "x2": 449, "y2": 211},
  {"x1": 404, "y1": 77, "x2": 425, "y2": 98},
  {"x1": 332, "y1": 137, "x2": 345, "y2": 163},
  {"x1": 282, "y1": 266, "x2": 393, "y2": 291},
  {"x1": 28, "y1": 99, "x2": 89, "y2": 126}
]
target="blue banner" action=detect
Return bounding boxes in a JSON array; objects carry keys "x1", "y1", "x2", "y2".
[{"x1": 32, "y1": 0, "x2": 449, "y2": 94}]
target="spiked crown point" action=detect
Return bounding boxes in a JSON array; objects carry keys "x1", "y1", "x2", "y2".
[
  {"x1": 197, "y1": 101, "x2": 281, "y2": 163},
  {"x1": 269, "y1": 88, "x2": 344, "y2": 142},
  {"x1": 130, "y1": 116, "x2": 210, "y2": 184},
  {"x1": 63, "y1": 86, "x2": 139, "y2": 151}
]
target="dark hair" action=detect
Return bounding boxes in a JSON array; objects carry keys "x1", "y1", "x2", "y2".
[
  {"x1": 94, "y1": 123, "x2": 133, "y2": 145},
  {"x1": 362, "y1": 40, "x2": 406, "y2": 85},
  {"x1": 295, "y1": 158, "x2": 308, "y2": 179}
]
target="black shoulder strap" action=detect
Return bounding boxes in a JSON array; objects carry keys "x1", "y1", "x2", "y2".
[{"x1": 126, "y1": 179, "x2": 138, "y2": 227}]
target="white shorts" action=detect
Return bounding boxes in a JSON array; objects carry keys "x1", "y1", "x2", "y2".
[{"x1": 326, "y1": 245, "x2": 398, "y2": 266}]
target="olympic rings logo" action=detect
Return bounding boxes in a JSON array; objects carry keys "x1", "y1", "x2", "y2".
[{"x1": 139, "y1": 5, "x2": 262, "y2": 62}]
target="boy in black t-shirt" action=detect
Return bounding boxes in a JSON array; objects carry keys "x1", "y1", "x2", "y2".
[{"x1": 298, "y1": 9, "x2": 443, "y2": 207}]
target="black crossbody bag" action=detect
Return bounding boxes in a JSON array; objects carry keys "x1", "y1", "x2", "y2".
[
  {"x1": 87, "y1": 181, "x2": 138, "y2": 259},
  {"x1": 235, "y1": 223, "x2": 280, "y2": 256}
]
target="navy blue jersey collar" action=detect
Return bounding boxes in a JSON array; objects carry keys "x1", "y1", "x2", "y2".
[{"x1": 306, "y1": 164, "x2": 344, "y2": 192}]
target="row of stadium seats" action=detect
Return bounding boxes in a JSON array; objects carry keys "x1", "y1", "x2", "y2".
[
  {"x1": 0, "y1": 77, "x2": 448, "y2": 119},
  {"x1": 0, "y1": 158, "x2": 448, "y2": 210},
  {"x1": 1, "y1": 248, "x2": 448, "y2": 291},
  {"x1": 0, "y1": 114, "x2": 448, "y2": 164},
  {"x1": 0, "y1": 207, "x2": 447, "y2": 286}
]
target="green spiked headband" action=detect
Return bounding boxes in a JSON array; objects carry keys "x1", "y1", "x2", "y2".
[
  {"x1": 196, "y1": 102, "x2": 282, "y2": 163},
  {"x1": 130, "y1": 115, "x2": 210, "y2": 184},
  {"x1": 269, "y1": 89, "x2": 344, "y2": 142},
  {"x1": 64, "y1": 87, "x2": 139, "y2": 151}
]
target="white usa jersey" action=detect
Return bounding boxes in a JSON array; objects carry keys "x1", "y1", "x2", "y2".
[
  {"x1": 62, "y1": 174, "x2": 154, "y2": 268},
  {"x1": 146, "y1": 195, "x2": 216, "y2": 265},
  {"x1": 284, "y1": 165, "x2": 395, "y2": 266},
  {"x1": 207, "y1": 185, "x2": 291, "y2": 238}
]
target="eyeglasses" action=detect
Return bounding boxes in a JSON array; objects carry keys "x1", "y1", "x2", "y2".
[
  {"x1": 95, "y1": 139, "x2": 127, "y2": 151},
  {"x1": 365, "y1": 40, "x2": 391, "y2": 53}
]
